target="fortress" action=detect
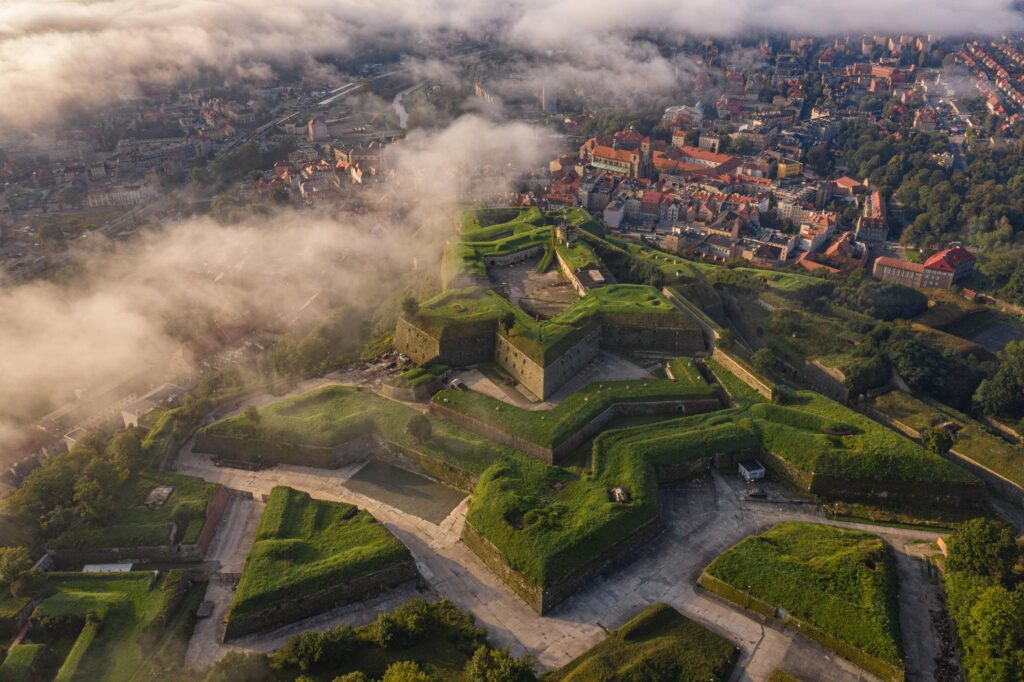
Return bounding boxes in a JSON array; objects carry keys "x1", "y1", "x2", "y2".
[{"x1": 395, "y1": 208, "x2": 704, "y2": 399}]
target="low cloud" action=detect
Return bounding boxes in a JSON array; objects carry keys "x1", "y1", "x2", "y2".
[
  {"x1": 0, "y1": 115, "x2": 548, "y2": 463},
  {"x1": 1, "y1": 0, "x2": 1022, "y2": 128}
]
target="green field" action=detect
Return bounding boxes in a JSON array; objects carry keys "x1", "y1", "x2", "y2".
[
  {"x1": 869, "y1": 390, "x2": 1024, "y2": 488},
  {"x1": 434, "y1": 378, "x2": 718, "y2": 448},
  {"x1": 51, "y1": 472, "x2": 218, "y2": 549},
  {"x1": 228, "y1": 487, "x2": 412, "y2": 623},
  {"x1": 703, "y1": 522, "x2": 902, "y2": 680},
  {"x1": 28, "y1": 571, "x2": 188, "y2": 682},
  {"x1": 545, "y1": 603, "x2": 738, "y2": 681}
]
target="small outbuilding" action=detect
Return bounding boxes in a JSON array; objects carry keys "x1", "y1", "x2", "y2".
[{"x1": 738, "y1": 459, "x2": 766, "y2": 483}]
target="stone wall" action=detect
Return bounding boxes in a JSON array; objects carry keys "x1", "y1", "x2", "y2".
[
  {"x1": 379, "y1": 378, "x2": 442, "y2": 402},
  {"x1": 461, "y1": 522, "x2": 544, "y2": 612},
  {"x1": 394, "y1": 317, "x2": 441, "y2": 365},
  {"x1": 540, "y1": 327, "x2": 603, "y2": 398},
  {"x1": 462, "y1": 515, "x2": 660, "y2": 615},
  {"x1": 436, "y1": 331, "x2": 496, "y2": 367},
  {"x1": 429, "y1": 402, "x2": 553, "y2": 462},
  {"x1": 197, "y1": 486, "x2": 231, "y2": 558},
  {"x1": 494, "y1": 333, "x2": 550, "y2": 400},
  {"x1": 223, "y1": 560, "x2": 419, "y2": 640},
  {"x1": 601, "y1": 323, "x2": 705, "y2": 354},
  {"x1": 555, "y1": 249, "x2": 589, "y2": 297},
  {"x1": 802, "y1": 360, "x2": 850, "y2": 405},
  {"x1": 193, "y1": 431, "x2": 374, "y2": 469},
  {"x1": 711, "y1": 347, "x2": 776, "y2": 400},
  {"x1": 484, "y1": 245, "x2": 544, "y2": 267}
]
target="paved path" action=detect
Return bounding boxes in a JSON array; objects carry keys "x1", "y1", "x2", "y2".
[{"x1": 177, "y1": 435, "x2": 940, "y2": 679}]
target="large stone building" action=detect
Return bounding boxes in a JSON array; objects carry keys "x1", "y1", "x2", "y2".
[
  {"x1": 855, "y1": 191, "x2": 889, "y2": 242},
  {"x1": 872, "y1": 246, "x2": 976, "y2": 290}
]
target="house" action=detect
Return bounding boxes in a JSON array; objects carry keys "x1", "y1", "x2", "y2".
[
  {"x1": 872, "y1": 247, "x2": 975, "y2": 290},
  {"x1": 307, "y1": 118, "x2": 329, "y2": 142},
  {"x1": 833, "y1": 176, "x2": 866, "y2": 197},
  {"x1": 923, "y1": 246, "x2": 976, "y2": 281},
  {"x1": 855, "y1": 191, "x2": 888, "y2": 242}
]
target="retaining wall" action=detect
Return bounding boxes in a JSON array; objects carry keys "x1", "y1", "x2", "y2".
[
  {"x1": 711, "y1": 347, "x2": 776, "y2": 400},
  {"x1": 223, "y1": 560, "x2": 418, "y2": 640},
  {"x1": 379, "y1": 378, "x2": 442, "y2": 402},
  {"x1": 193, "y1": 431, "x2": 374, "y2": 469},
  {"x1": 197, "y1": 486, "x2": 231, "y2": 558},
  {"x1": 461, "y1": 514, "x2": 661, "y2": 615}
]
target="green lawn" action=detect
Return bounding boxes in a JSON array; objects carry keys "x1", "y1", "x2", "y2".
[
  {"x1": 30, "y1": 571, "x2": 182, "y2": 682},
  {"x1": 434, "y1": 378, "x2": 718, "y2": 448},
  {"x1": 51, "y1": 471, "x2": 219, "y2": 549},
  {"x1": 869, "y1": 390, "x2": 1024, "y2": 488},
  {"x1": 228, "y1": 487, "x2": 412, "y2": 623},
  {"x1": 704, "y1": 522, "x2": 903, "y2": 680},
  {"x1": 544, "y1": 603, "x2": 739, "y2": 681}
]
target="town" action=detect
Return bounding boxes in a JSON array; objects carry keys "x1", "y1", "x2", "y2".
[{"x1": 1, "y1": 18, "x2": 1024, "y2": 682}]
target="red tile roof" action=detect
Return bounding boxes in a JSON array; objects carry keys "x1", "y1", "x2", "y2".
[{"x1": 923, "y1": 246, "x2": 975, "y2": 270}]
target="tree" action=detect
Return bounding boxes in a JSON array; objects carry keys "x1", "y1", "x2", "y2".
[
  {"x1": 401, "y1": 297, "x2": 419, "y2": 318},
  {"x1": 0, "y1": 547, "x2": 31, "y2": 594},
  {"x1": 716, "y1": 329, "x2": 734, "y2": 349},
  {"x1": 74, "y1": 476, "x2": 114, "y2": 522},
  {"x1": 106, "y1": 429, "x2": 144, "y2": 472},
  {"x1": 970, "y1": 586, "x2": 1024, "y2": 654},
  {"x1": 373, "y1": 612, "x2": 398, "y2": 648},
  {"x1": 381, "y1": 661, "x2": 431, "y2": 682},
  {"x1": 333, "y1": 674, "x2": 369, "y2": 682},
  {"x1": 920, "y1": 426, "x2": 953, "y2": 454},
  {"x1": 500, "y1": 311, "x2": 516, "y2": 333},
  {"x1": 974, "y1": 341, "x2": 1024, "y2": 419},
  {"x1": 204, "y1": 651, "x2": 273, "y2": 682},
  {"x1": 752, "y1": 348, "x2": 776, "y2": 375},
  {"x1": 406, "y1": 415, "x2": 432, "y2": 443},
  {"x1": 244, "y1": 406, "x2": 261, "y2": 424},
  {"x1": 465, "y1": 646, "x2": 536, "y2": 682},
  {"x1": 946, "y1": 518, "x2": 1020, "y2": 583}
]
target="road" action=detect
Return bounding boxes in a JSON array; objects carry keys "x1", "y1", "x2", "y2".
[{"x1": 175, "y1": 431, "x2": 943, "y2": 680}]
